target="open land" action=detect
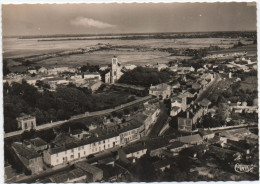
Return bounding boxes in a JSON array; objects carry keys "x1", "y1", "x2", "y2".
[{"x1": 4, "y1": 37, "x2": 248, "y2": 69}]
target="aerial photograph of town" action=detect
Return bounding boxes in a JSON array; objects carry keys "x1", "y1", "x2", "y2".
[{"x1": 1, "y1": 1, "x2": 259, "y2": 183}]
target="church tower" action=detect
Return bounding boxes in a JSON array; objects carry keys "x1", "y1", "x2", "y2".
[{"x1": 111, "y1": 56, "x2": 118, "y2": 83}]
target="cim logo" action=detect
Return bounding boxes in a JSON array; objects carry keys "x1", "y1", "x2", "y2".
[{"x1": 234, "y1": 163, "x2": 255, "y2": 173}]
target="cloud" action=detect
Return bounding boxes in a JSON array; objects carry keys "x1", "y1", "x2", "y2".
[{"x1": 70, "y1": 17, "x2": 115, "y2": 29}]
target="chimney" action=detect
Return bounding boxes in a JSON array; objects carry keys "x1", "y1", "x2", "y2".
[{"x1": 187, "y1": 111, "x2": 190, "y2": 119}]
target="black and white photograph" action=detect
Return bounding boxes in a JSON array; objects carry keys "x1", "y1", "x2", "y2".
[{"x1": 1, "y1": 1, "x2": 259, "y2": 183}]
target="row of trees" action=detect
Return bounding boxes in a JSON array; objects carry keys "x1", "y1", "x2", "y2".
[{"x1": 3, "y1": 81, "x2": 136, "y2": 133}]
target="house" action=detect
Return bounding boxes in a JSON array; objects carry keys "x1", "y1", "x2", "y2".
[
  {"x1": 144, "y1": 138, "x2": 170, "y2": 157},
  {"x1": 152, "y1": 159, "x2": 173, "y2": 172},
  {"x1": 134, "y1": 103, "x2": 160, "y2": 133},
  {"x1": 24, "y1": 137, "x2": 48, "y2": 152},
  {"x1": 192, "y1": 82, "x2": 201, "y2": 90},
  {"x1": 122, "y1": 143, "x2": 147, "y2": 159},
  {"x1": 181, "y1": 144, "x2": 208, "y2": 158},
  {"x1": 149, "y1": 83, "x2": 171, "y2": 99},
  {"x1": 70, "y1": 129, "x2": 88, "y2": 140},
  {"x1": 11, "y1": 142, "x2": 43, "y2": 174},
  {"x1": 43, "y1": 121, "x2": 143, "y2": 167},
  {"x1": 124, "y1": 64, "x2": 137, "y2": 70},
  {"x1": 44, "y1": 132, "x2": 120, "y2": 167},
  {"x1": 198, "y1": 129, "x2": 215, "y2": 140},
  {"x1": 199, "y1": 98, "x2": 211, "y2": 110},
  {"x1": 119, "y1": 121, "x2": 144, "y2": 145},
  {"x1": 170, "y1": 106, "x2": 181, "y2": 117},
  {"x1": 75, "y1": 161, "x2": 103, "y2": 182},
  {"x1": 38, "y1": 67, "x2": 48, "y2": 74},
  {"x1": 44, "y1": 168, "x2": 87, "y2": 183},
  {"x1": 166, "y1": 141, "x2": 187, "y2": 155},
  {"x1": 105, "y1": 56, "x2": 124, "y2": 84},
  {"x1": 99, "y1": 65, "x2": 109, "y2": 71},
  {"x1": 97, "y1": 164, "x2": 127, "y2": 182},
  {"x1": 28, "y1": 68, "x2": 37, "y2": 74},
  {"x1": 170, "y1": 80, "x2": 181, "y2": 89},
  {"x1": 178, "y1": 134, "x2": 203, "y2": 145},
  {"x1": 178, "y1": 105, "x2": 204, "y2": 132},
  {"x1": 82, "y1": 72, "x2": 101, "y2": 80},
  {"x1": 16, "y1": 114, "x2": 36, "y2": 131}
]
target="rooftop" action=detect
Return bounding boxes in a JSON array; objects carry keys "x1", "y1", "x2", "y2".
[
  {"x1": 123, "y1": 142, "x2": 146, "y2": 154},
  {"x1": 28, "y1": 137, "x2": 47, "y2": 147},
  {"x1": 178, "y1": 134, "x2": 203, "y2": 144},
  {"x1": 49, "y1": 168, "x2": 86, "y2": 183},
  {"x1": 12, "y1": 142, "x2": 41, "y2": 160}
]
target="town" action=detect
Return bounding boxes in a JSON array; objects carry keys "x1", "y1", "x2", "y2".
[
  {"x1": 4, "y1": 41, "x2": 258, "y2": 182},
  {"x1": 2, "y1": 2, "x2": 258, "y2": 183}
]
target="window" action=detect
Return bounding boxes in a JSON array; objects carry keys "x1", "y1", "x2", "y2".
[
  {"x1": 78, "y1": 147, "x2": 80, "y2": 151},
  {"x1": 65, "y1": 151, "x2": 67, "y2": 155},
  {"x1": 103, "y1": 140, "x2": 105, "y2": 144},
  {"x1": 84, "y1": 151, "x2": 86, "y2": 155},
  {"x1": 56, "y1": 153, "x2": 58, "y2": 157},
  {"x1": 108, "y1": 139, "x2": 110, "y2": 142},
  {"x1": 99, "y1": 141, "x2": 101, "y2": 145},
  {"x1": 82, "y1": 146, "x2": 84, "y2": 150},
  {"x1": 71, "y1": 149, "x2": 74, "y2": 153},
  {"x1": 56, "y1": 159, "x2": 59, "y2": 163},
  {"x1": 108, "y1": 144, "x2": 110, "y2": 148}
]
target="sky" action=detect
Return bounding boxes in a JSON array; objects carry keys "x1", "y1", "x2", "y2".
[{"x1": 2, "y1": 2, "x2": 257, "y2": 36}]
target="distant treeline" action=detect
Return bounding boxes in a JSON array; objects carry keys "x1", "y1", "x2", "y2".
[{"x1": 10, "y1": 31, "x2": 256, "y2": 40}]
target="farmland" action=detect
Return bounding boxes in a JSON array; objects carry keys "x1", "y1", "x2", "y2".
[{"x1": 3, "y1": 35, "x2": 256, "y2": 70}]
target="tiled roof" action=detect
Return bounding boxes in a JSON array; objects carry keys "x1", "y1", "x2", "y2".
[
  {"x1": 29, "y1": 137, "x2": 47, "y2": 147},
  {"x1": 12, "y1": 142, "x2": 41, "y2": 160},
  {"x1": 49, "y1": 168, "x2": 86, "y2": 183},
  {"x1": 167, "y1": 141, "x2": 185, "y2": 150},
  {"x1": 123, "y1": 143, "x2": 146, "y2": 154},
  {"x1": 75, "y1": 161, "x2": 103, "y2": 175},
  {"x1": 178, "y1": 134, "x2": 203, "y2": 144}
]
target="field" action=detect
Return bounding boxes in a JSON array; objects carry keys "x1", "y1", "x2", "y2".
[
  {"x1": 32, "y1": 50, "x2": 192, "y2": 67},
  {"x1": 3, "y1": 36, "x2": 254, "y2": 68},
  {"x1": 208, "y1": 44, "x2": 257, "y2": 56}
]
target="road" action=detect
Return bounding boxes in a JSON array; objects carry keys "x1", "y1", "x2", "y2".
[
  {"x1": 148, "y1": 102, "x2": 169, "y2": 138},
  {"x1": 13, "y1": 165, "x2": 71, "y2": 183},
  {"x1": 5, "y1": 95, "x2": 153, "y2": 139},
  {"x1": 194, "y1": 73, "x2": 221, "y2": 103}
]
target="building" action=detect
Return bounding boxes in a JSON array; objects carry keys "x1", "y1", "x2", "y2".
[
  {"x1": 178, "y1": 134, "x2": 203, "y2": 145},
  {"x1": 43, "y1": 168, "x2": 87, "y2": 183},
  {"x1": 43, "y1": 121, "x2": 144, "y2": 167},
  {"x1": 11, "y1": 142, "x2": 43, "y2": 174},
  {"x1": 38, "y1": 67, "x2": 48, "y2": 74},
  {"x1": 82, "y1": 72, "x2": 101, "y2": 80},
  {"x1": 24, "y1": 137, "x2": 48, "y2": 152},
  {"x1": 178, "y1": 105, "x2": 204, "y2": 132},
  {"x1": 122, "y1": 143, "x2": 147, "y2": 159},
  {"x1": 75, "y1": 161, "x2": 103, "y2": 182},
  {"x1": 152, "y1": 159, "x2": 172, "y2": 172},
  {"x1": 105, "y1": 56, "x2": 124, "y2": 84},
  {"x1": 198, "y1": 129, "x2": 215, "y2": 140},
  {"x1": 43, "y1": 132, "x2": 120, "y2": 167},
  {"x1": 149, "y1": 83, "x2": 171, "y2": 100},
  {"x1": 16, "y1": 114, "x2": 36, "y2": 131}
]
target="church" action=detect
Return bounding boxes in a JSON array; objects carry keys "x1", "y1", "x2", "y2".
[{"x1": 105, "y1": 56, "x2": 124, "y2": 84}]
